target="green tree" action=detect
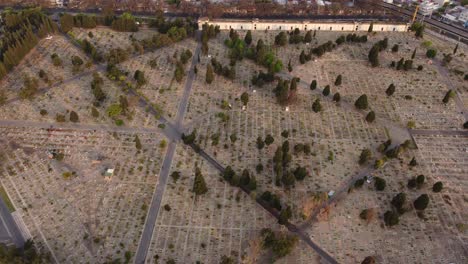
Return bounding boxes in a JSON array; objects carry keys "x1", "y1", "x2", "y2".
[
  {"x1": 368, "y1": 22, "x2": 373, "y2": 33},
  {"x1": 365, "y1": 111, "x2": 375, "y2": 123},
  {"x1": 257, "y1": 136, "x2": 265, "y2": 150},
  {"x1": 384, "y1": 210, "x2": 399, "y2": 226},
  {"x1": 334, "y1": 75, "x2": 342, "y2": 86},
  {"x1": 361, "y1": 256, "x2": 376, "y2": 264},
  {"x1": 322, "y1": 85, "x2": 330, "y2": 96},
  {"x1": 442, "y1": 89, "x2": 455, "y2": 104},
  {"x1": 368, "y1": 46, "x2": 379, "y2": 67},
  {"x1": 310, "y1": 80, "x2": 317, "y2": 90},
  {"x1": 287, "y1": 59, "x2": 293, "y2": 72},
  {"x1": 312, "y1": 98, "x2": 322, "y2": 113},
  {"x1": 134, "y1": 135, "x2": 142, "y2": 150},
  {"x1": 192, "y1": 167, "x2": 208, "y2": 195},
  {"x1": 432, "y1": 181, "x2": 443, "y2": 192},
  {"x1": 355, "y1": 94, "x2": 369, "y2": 110},
  {"x1": 60, "y1": 13, "x2": 74, "y2": 33},
  {"x1": 359, "y1": 148, "x2": 372, "y2": 165},
  {"x1": 244, "y1": 30, "x2": 252, "y2": 45},
  {"x1": 426, "y1": 49, "x2": 437, "y2": 58},
  {"x1": 241, "y1": 92, "x2": 249, "y2": 106},
  {"x1": 386, "y1": 83, "x2": 395, "y2": 96},
  {"x1": 206, "y1": 64, "x2": 214, "y2": 84},
  {"x1": 220, "y1": 255, "x2": 234, "y2": 264},
  {"x1": 409, "y1": 157, "x2": 417, "y2": 167},
  {"x1": 278, "y1": 206, "x2": 292, "y2": 225},
  {"x1": 174, "y1": 62, "x2": 185, "y2": 82},
  {"x1": 391, "y1": 192, "x2": 407, "y2": 214},
  {"x1": 416, "y1": 174, "x2": 425, "y2": 188},
  {"x1": 333, "y1": 92, "x2": 341, "y2": 102},
  {"x1": 69, "y1": 111, "x2": 79, "y2": 123},
  {"x1": 304, "y1": 30, "x2": 312, "y2": 43},
  {"x1": 374, "y1": 177, "x2": 386, "y2": 191},
  {"x1": 265, "y1": 134, "x2": 274, "y2": 145},
  {"x1": 391, "y1": 44, "x2": 399, "y2": 53},
  {"x1": 134, "y1": 70, "x2": 146, "y2": 86},
  {"x1": 413, "y1": 194, "x2": 429, "y2": 210},
  {"x1": 107, "y1": 104, "x2": 122, "y2": 117}
]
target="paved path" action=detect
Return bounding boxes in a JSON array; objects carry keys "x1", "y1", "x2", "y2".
[
  {"x1": 299, "y1": 167, "x2": 374, "y2": 230},
  {"x1": 0, "y1": 119, "x2": 162, "y2": 134},
  {"x1": 410, "y1": 129, "x2": 468, "y2": 137},
  {"x1": 0, "y1": 195, "x2": 25, "y2": 248},
  {"x1": 134, "y1": 31, "x2": 201, "y2": 264}
]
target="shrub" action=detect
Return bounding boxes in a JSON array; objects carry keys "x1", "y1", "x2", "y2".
[
  {"x1": 413, "y1": 194, "x2": 429, "y2": 210},
  {"x1": 355, "y1": 94, "x2": 368, "y2": 110},
  {"x1": 374, "y1": 177, "x2": 386, "y2": 191},
  {"x1": 69, "y1": 111, "x2": 79, "y2": 123},
  {"x1": 384, "y1": 210, "x2": 399, "y2": 226},
  {"x1": 365, "y1": 111, "x2": 375, "y2": 123},
  {"x1": 432, "y1": 181, "x2": 443, "y2": 192},
  {"x1": 426, "y1": 49, "x2": 437, "y2": 58}
]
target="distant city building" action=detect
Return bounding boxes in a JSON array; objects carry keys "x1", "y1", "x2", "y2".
[
  {"x1": 419, "y1": 1, "x2": 440, "y2": 16},
  {"x1": 459, "y1": 9, "x2": 468, "y2": 22},
  {"x1": 199, "y1": 17, "x2": 409, "y2": 32}
]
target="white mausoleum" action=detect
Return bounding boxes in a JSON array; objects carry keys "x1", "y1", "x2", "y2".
[{"x1": 198, "y1": 18, "x2": 409, "y2": 32}]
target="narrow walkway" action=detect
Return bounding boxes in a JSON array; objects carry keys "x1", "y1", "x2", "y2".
[{"x1": 134, "y1": 31, "x2": 201, "y2": 264}]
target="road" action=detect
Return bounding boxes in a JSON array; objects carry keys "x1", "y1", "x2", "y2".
[
  {"x1": 378, "y1": 2, "x2": 468, "y2": 43},
  {"x1": 410, "y1": 129, "x2": 468, "y2": 137},
  {"x1": 0, "y1": 196, "x2": 25, "y2": 248},
  {"x1": 133, "y1": 31, "x2": 201, "y2": 264}
]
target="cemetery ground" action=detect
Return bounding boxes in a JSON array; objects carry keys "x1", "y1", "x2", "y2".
[{"x1": 0, "y1": 25, "x2": 466, "y2": 264}]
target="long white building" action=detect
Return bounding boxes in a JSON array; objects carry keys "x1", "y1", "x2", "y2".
[{"x1": 198, "y1": 18, "x2": 409, "y2": 32}]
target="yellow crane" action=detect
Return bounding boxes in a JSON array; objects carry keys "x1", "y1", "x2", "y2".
[{"x1": 412, "y1": 5, "x2": 419, "y2": 23}]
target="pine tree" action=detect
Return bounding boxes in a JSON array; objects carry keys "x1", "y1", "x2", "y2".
[
  {"x1": 310, "y1": 80, "x2": 317, "y2": 90},
  {"x1": 193, "y1": 167, "x2": 208, "y2": 195},
  {"x1": 366, "y1": 111, "x2": 375, "y2": 123},
  {"x1": 312, "y1": 98, "x2": 322, "y2": 113},
  {"x1": 386, "y1": 84, "x2": 395, "y2": 96},
  {"x1": 206, "y1": 64, "x2": 214, "y2": 84},
  {"x1": 69, "y1": 111, "x2": 79, "y2": 123},
  {"x1": 355, "y1": 94, "x2": 369, "y2": 110},
  {"x1": 335, "y1": 74, "x2": 342, "y2": 86},
  {"x1": 368, "y1": 22, "x2": 373, "y2": 33},
  {"x1": 333, "y1": 92, "x2": 341, "y2": 102},
  {"x1": 244, "y1": 30, "x2": 252, "y2": 45},
  {"x1": 322, "y1": 85, "x2": 330, "y2": 96},
  {"x1": 134, "y1": 135, "x2": 142, "y2": 150}
]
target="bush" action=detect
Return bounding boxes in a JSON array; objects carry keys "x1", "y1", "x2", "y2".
[
  {"x1": 416, "y1": 174, "x2": 425, "y2": 188},
  {"x1": 333, "y1": 92, "x2": 341, "y2": 102},
  {"x1": 310, "y1": 80, "x2": 317, "y2": 90},
  {"x1": 391, "y1": 192, "x2": 406, "y2": 214},
  {"x1": 69, "y1": 111, "x2": 79, "y2": 123},
  {"x1": 355, "y1": 94, "x2": 369, "y2": 110},
  {"x1": 413, "y1": 194, "x2": 429, "y2": 210},
  {"x1": 354, "y1": 178, "x2": 365, "y2": 188},
  {"x1": 374, "y1": 177, "x2": 386, "y2": 191},
  {"x1": 359, "y1": 149, "x2": 372, "y2": 165},
  {"x1": 365, "y1": 111, "x2": 375, "y2": 123},
  {"x1": 322, "y1": 85, "x2": 330, "y2": 96},
  {"x1": 432, "y1": 181, "x2": 443, "y2": 192},
  {"x1": 384, "y1": 210, "x2": 399, "y2": 226},
  {"x1": 426, "y1": 49, "x2": 437, "y2": 58}
]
